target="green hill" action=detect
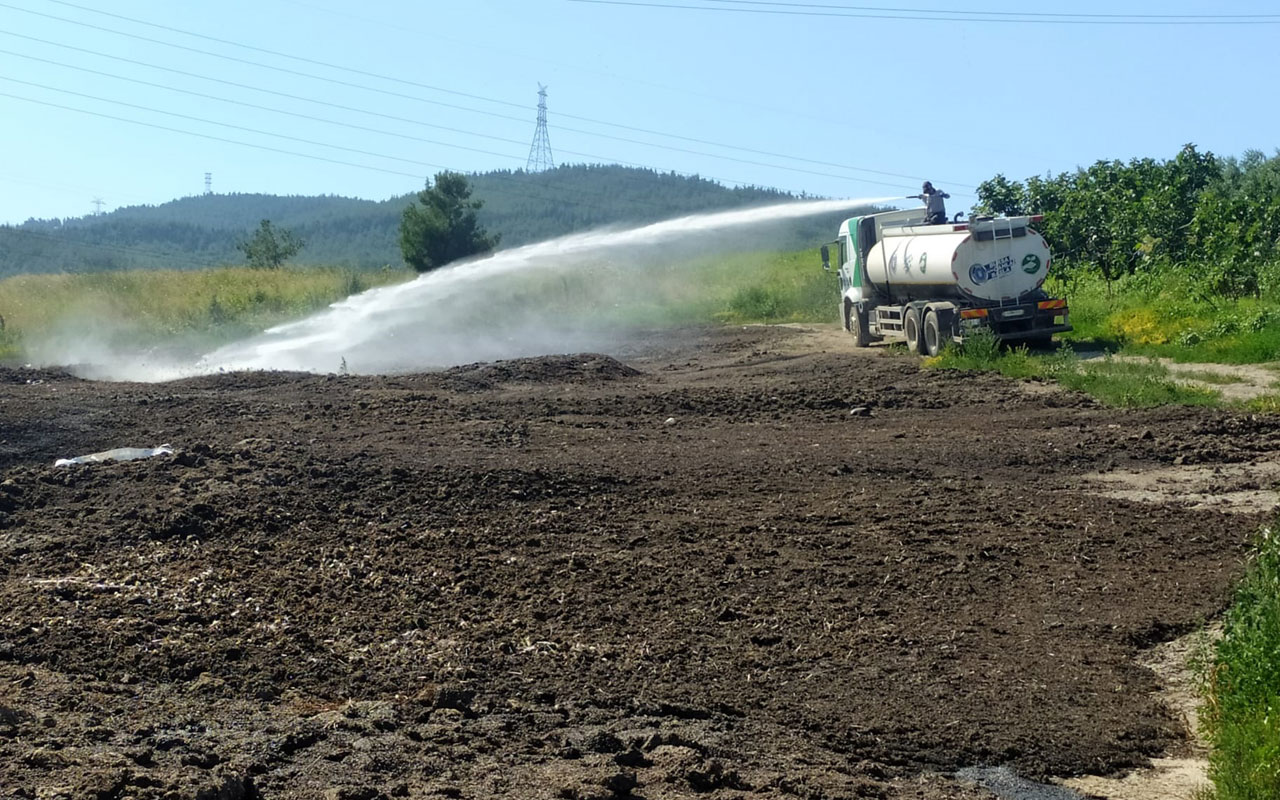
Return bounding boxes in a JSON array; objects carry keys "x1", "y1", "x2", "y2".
[{"x1": 0, "y1": 165, "x2": 848, "y2": 277}]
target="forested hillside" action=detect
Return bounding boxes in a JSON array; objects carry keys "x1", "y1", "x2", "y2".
[{"x1": 0, "y1": 165, "x2": 824, "y2": 277}]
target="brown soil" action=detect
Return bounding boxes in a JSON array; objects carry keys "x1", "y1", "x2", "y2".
[
  {"x1": 0, "y1": 324, "x2": 1268, "y2": 800},
  {"x1": 1061, "y1": 627, "x2": 1217, "y2": 799}
]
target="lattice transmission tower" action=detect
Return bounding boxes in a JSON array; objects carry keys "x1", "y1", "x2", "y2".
[{"x1": 525, "y1": 84, "x2": 556, "y2": 173}]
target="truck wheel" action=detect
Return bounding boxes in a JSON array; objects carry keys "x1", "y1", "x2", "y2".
[
  {"x1": 904, "y1": 307, "x2": 924, "y2": 355},
  {"x1": 923, "y1": 311, "x2": 945, "y2": 357},
  {"x1": 847, "y1": 305, "x2": 870, "y2": 348}
]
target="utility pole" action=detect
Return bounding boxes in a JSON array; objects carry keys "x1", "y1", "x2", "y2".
[
  {"x1": 204, "y1": 172, "x2": 213, "y2": 195},
  {"x1": 91, "y1": 197, "x2": 104, "y2": 216},
  {"x1": 525, "y1": 84, "x2": 555, "y2": 173}
]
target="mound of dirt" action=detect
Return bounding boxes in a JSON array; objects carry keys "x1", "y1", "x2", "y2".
[
  {"x1": 440, "y1": 353, "x2": 643, "y2": 391},
  {"x1": 0, "y1": 365, "x2": 82, "y2": 385}
]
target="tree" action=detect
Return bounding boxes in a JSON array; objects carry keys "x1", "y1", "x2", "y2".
[
  {"x1": 237, "y1": 219, "x2": 304, "y2": 269},
  {"x1": 1189, "y1": 149, "x2": 1280, "y2": 298},
  {"x1": 399, "y1": 172, "x2": 499, "y2": 273},
  {"x1": 973, "y1": 174, "x2": 1027, "y2": 217}
]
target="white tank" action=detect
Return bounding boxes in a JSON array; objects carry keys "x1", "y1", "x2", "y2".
[{"x1": 863, "y1": 220, "x2": 1051, "y2": 304}]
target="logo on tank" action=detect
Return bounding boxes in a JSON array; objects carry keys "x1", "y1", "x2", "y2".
[
  {"x1": 968, "y1": 255, "x2": 1015, "y2": 285},
  {"x1": 1022, "y1": 254, "x2": 1042, "y2": 274}
]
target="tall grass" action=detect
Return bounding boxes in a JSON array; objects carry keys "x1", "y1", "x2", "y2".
[
  {"x1": 489, "y1": 249, "x2": 839, "y2": 329},
  {"x1": 1053, "y1": 269, "x2": 1280, "y2": 364},
  {"x1": 0, "y1": 251, "x2": 836, "y2": 364},
  {"x1": 624, "y1": 249, "x2": 839, "y2": 325},
  {"x1": 0, "y1": 266, "x2": 411, "y2": 362},
  {"x1": 1201, "y1": 523, "x2": 1280, "y2": 799}
]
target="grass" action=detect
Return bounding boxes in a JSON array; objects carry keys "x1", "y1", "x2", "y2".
[
  {"x1": 0, "y1": 266, "x2": 412, "y2": 363},
  {"x1": 487, "y1": 249, "x2": 839, "y2": 330},
  {"x1": 1059, "y1": 358, "x2": 1221, "y2": 408},
  {"x1": 1200, "y1": 522, "x2": 1280, "y2": 800},
  {"x1": 624, "y1": 249, "x2": 839, "y2": 326},
  {"x1": 928, "y1": 329, "x2": 1221, "y2": 408},
  {"x1": 1054, "y1": 269, "x2": 1280, "y2": 365},
  {"x1": 1177, "y1": 369, "x2": 1247, "y2": 385},
  {"x1": 1244, "y1": 394, "x2": 1280, "y2": 414},
  {"x1": 929, "y1": 266, "x2": 1280, "y2": 408}
]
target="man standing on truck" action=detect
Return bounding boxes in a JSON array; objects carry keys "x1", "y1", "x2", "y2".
[{"x1": 917, "y1": 181, "x2": 950, "y2": 225}]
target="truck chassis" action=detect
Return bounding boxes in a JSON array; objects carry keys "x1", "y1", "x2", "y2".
[{"x1": 844, "y1": 296, "x2": 1071, "y2": 356}]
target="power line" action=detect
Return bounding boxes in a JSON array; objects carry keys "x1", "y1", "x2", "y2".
[
  {"x1": 0, "y1": 75, "x2": 469, "y2": 173},
  {"x1": 10, "y1": 70, "x2": 818, "y2": 204},
  {"x1": 0, "y1": 36, "x2": 539, "y2": 154},
  {"x1": 0, "y1": 90, "x2": 431, "y2": 180},
  {"x1": 0, "y1": 3, "x2": 535, "y2": 122},
  {"x1": 5, "y1": 3, "x2": 955, "y2": 186},
  {"x1": 0, "y1": 89, "x2": 843, "y2": 229},
  {"x1": 0, "y1": 31, "x2": 935, "y2": 191},
  {"x1": 0, "y1": 57, "x2": 870, "y2": 203},
  {"x1": 691, "y1": 0, "x2": 1280, "y2": 21},
  {"x1": 0, "y1": 4, "x2": 948, "y2": 263},
  {"x1": 0, "y1": 67, "x2": 539, "y2": 167},
  {"x1": 262, "y1": 0, "x2": 1011, "y2": 169},
  {"x1": 0, "y1": 173, "x2": 145, "y2": 205},
  {"x1": 273, "y1": 0, "x2": 855, "y2": 126},
  {"x1": 2, "y1": 1, "x2": 977, "y2": 216},
  {"x1": 558, "y1": 106, "x2": 939, "y2": 184},
  {"x1": 564, "y1": 0, "x2": 1280, "y2": 23},
  {"x1": 0, "y1": 49, "x2": 775, "y2": 192},
  {"x1": 37, "y1": 0, "x2": 533, "y2": 111}
]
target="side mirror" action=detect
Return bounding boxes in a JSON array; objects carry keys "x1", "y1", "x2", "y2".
[{"x1": 820, "y1": 244, "x2": 831, "y2": 271}]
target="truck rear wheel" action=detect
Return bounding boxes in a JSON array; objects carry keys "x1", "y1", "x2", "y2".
[
  {"x1": 923, "y1": 311, "x2": 945, "y2": 357},
  {"x1": 904, "y1": 307, "x2": 924, "y2": 355},
  {"x1": 847, "y1": 304, "x2": 870, "y2": 348}
]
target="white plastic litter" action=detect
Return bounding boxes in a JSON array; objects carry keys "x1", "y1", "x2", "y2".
[{"x1": 54, "y1": 444, "x2": 174, "y2": 467}]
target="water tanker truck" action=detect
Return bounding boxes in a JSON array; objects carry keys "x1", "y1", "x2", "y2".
[{"x1": 821, "y1": 208, "x2": 1071, "y2": 355}]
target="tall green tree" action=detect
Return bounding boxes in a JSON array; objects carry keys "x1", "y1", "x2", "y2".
[
  {"x1": 237, "y1": 219, "x2": 304, "y2": 269},
  {"x1": 974, "y1": 146, "x2": 1225, "y2": 291},
  {"x1": 973, "y1": 174, "x2": 1028, "y2": 217},
  {"x1": 399, "y1": 172, "x2": 499, "y2": 273},
  {"x1": 1190, "y1": 149, "x2": 1280, "y2": 297}
]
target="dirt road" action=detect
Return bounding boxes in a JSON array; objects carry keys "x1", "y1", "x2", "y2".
[{"x1": 0, "y1": 324, "x2": 1272, "y2": 799}]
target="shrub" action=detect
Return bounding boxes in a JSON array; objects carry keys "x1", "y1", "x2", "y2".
[{"x1": 1201, "y1": 524, "x2": 1280, "y2": 799}]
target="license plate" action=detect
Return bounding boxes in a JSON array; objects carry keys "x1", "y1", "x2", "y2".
[{"x1": 1002, "y1": 309, "x2": 1025, "y2": 318}]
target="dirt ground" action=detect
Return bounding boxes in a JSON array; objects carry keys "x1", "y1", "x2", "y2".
[{"x1": 0, "y1": 323, "x2": 1273, "y2": 800}]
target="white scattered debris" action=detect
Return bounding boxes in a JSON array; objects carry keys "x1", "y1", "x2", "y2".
[{"x1": 54, "y1": 444, "x2": 174, "y2": 467}]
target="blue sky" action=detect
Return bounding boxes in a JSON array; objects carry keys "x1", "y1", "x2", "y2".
[{"x1": 0, "y1": 0, "x2": 1273, "y2": 224}]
